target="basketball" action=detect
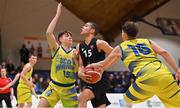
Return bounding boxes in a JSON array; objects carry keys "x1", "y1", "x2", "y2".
[{"x1": 85, "y1": 67, "x2": 101, "y2": 84}]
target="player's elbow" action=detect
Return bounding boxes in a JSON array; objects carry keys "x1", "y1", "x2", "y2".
[
  {"x1": 20, "y1": 73, "x2": 25, "y2": 78},
  {"x1": 46, "y1": 32, "x2": 53, "y2": 36}
]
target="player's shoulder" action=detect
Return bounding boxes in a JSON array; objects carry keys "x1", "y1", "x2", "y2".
[
  {"x1": 96, "y1": 39, "x2": 108, "y2": 45},
  {"x1": 24, "y1": 63, "x2": 32, "y2": 69}
]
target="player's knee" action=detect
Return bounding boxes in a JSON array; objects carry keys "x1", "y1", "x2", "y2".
[
  {"x1": 18, "y1": 103, "x2": 24, "y2": 108},
  {"x1": 78, "y1": 95, "x2": 89, "y2": 104},
  {"x1": 26, "y1": 102, "x2": 32, "y2": 108},
  {"x1": 38, "y1": 97, "x2": 50, "y2": 107}
]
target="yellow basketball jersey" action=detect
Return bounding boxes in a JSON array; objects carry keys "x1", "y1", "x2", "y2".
[
  {"x1": 119, "y1": 38, "x2": 169, "y2": 76},
  {"x1": 19, "y1": 63, "x2": 33, "y2": 85},
  {"x1": 51, "y1": 46, "x2": 78, "y2": 84}
]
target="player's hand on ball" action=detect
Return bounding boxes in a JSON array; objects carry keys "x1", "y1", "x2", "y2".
[
  {"x1": 84, "y1": 67, "x2": 102, "y2": 84},
  {"x1": 86, "y1": 63, "x2": 104, "y2": 74},
  {"x1": 78, "y1": 70, "x2": 92, "y2": 83}
]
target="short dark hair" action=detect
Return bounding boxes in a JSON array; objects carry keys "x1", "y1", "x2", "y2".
[
  {"x1": 88, "y1": 22, "x2": 100, "y2": 36},
  {"x1": 58, "y1": 30, "x2": 72, "y2": 43},
  {"x1": 122, "y1": 21, "x2": 138, "y2": 37},
  {"x1": 29, "y1": 54, "x2": 37, "y2": 58}
]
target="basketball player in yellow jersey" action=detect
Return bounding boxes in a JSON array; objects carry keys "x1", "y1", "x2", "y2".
[
  {"x1": 17, "y1": 55, "x2": 37, "y2": 108},
  {"x1": 87, "y1": 21, "x2": 180, "y2": 108},
  {"x1": 38, "y1": 2, "x2": 78, "y2": 108}
]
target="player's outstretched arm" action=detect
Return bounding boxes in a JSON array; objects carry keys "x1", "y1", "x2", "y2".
[
  {"x1": 0, "y1": 73, "x2": 20, "y2": 90},
  {"x1": 46, "y1": 3, "x2": 62, "y2": 54},
  {"x1": 150, "y1": 40, "x2": 180, "y2": 80},
  {"x1": 87, "y1": 46, "x2": 121, "y2": 72}
]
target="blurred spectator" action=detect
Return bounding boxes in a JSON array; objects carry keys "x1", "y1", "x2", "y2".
[
  {"x1": 120, "y1": 73, "x2": 129, "y2": 93},
  {"x1": 19, "y1": 44, "x2": 29, "y2": 64},
  {"x1": 37, "y1": 43, "x2": 42, "y2": 57},
  {"x1": 107, "y1": 74, "x2": 115, "y2": 93},
  {"x1": 114, "y1": 74, "x2": 123, "y2": 93},
  {"x1": 5, "y1": 59, "x2": 15, "y2": 79},
  {"x1": 35, "y1": 77, "x2": 45, "y2": 94},
  {"x1": 33, "y1": 73, "x2": 39, "y2": 83},
  {"x1": 17, "y1": 62, "x2": 24, "y2": 72},
  {"x1": 30, "y1": 45, "x2": 35, "y2": 55}
]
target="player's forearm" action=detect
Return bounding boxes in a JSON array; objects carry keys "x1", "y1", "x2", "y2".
[
  {"x1": 4, "y1": 74, "x2": 20, "y2": 89},
  {"x1": 46, "y1": 15, "x2": 60, "y2": 34},
  {"x1": 161, "y1": 51, "x2": 179, "y2": 72},
  {"x1": 100, "y1": 46, "x2": 121, "y2": 70},
  {"x1": 78, "y1": 66, "x2": 84, "y2": 78},
  {"x1": 101, "y1": 53, "x2": 120, "y2": 70},
  {"x1": 10, "y1": 88, "x2": 14, "y2": 96},
  {"x1": 46, "y1": 4, "x2": 61, "y2": 34}
]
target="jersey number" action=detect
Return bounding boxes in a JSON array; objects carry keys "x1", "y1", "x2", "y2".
[
  {"x1": 128, "y1": 43, "x2": 151, "y2": 56},
  {"x1": 83, "y1": 49, "x2": 92, "y2": 57}
]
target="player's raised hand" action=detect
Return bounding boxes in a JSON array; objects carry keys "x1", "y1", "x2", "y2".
[{"x1": 56, "y1": 2, "x2": 62, "y2": 15}]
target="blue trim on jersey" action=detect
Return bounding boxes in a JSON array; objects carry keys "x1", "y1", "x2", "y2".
[
  {"x1": 132, "y1": 83, "x2": 146, "y2": 94},
  {"x1": 126, "y1": 90, "x2": 138, "y2": 101},
  {"x1": 68, "y1": 87, "x2": 77, "y2": 94},
  {"x1": 51, "y1": 80, "x2": 75, "y2": 87},
  {"x1": 71, "y1": 96, "x2": 78, "y2": 101},
  {"x1": 136, "y1": 59, "x2": 161, "y2": 77},
  {"x1": 61, "y1": 46, "x2": 73, "y2": 54},
  {"x1": 52, "y1": 47, "x2": 60, "y2": 59},
  {"x1": 128, "y1": 61, "x2": 137, "y2": 72},
  {"x1": 119, "y1": 45, "x2": 126, "y2": 61},
  {"x1": 148, "y1": 39, "x2": 152, "y2": 44}
]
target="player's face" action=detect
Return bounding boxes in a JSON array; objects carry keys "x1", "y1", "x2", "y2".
[
  {"x1": 60, "y1": 33, "x2": 73, "y2": 46},
  {"x1": 30, "y1": 56, "x2": 37, "y2": 65},
  {"x1": 80, "y1": 23, "x2": 94, "y2": 35},
  {"x1": 0, "y1": 69, "x2": 7, "y2": 77}
]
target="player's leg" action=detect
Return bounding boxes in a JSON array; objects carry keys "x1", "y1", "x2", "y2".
[
  {"x1": 78, "y1": 88, "x2": 94, "y2": 107},
  {"x1": 124, "y1": 78, "x2": 155, "y2": 104},
  {"x1": 17, "y1": 86, "x2": 31, "y2": 108},
  {"x1": 89, "y1": 81, "x2": 111, "y2": 108},
  {"x1": 38, "y1": 97, "x2": 50, "y2": 107},
  {"x1": 38, "y1": 83, "x2": 59, "y2": 107},
  {"x1": 91, "y1": 94, "x2": 110, "y2": 108},
  {"x1": 18, "y1": 103, "x2": 24, "y2": 108},
  {"x1": 26, "y1": 102, "x2": 32, "y2": 108},
  {"x1": 61, "y1": 86, "x2": 78, "y2": 107},
  {"x1": 156, "y1": 73, "x2": 180, "y2": 107}
]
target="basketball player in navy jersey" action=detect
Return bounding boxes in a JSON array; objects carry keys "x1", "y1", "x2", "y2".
[{"x1": 77, "y1": 22, "x2": 113, "y2": 107}]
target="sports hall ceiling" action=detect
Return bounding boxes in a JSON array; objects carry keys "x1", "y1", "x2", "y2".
[{"x1": 60, "y1": 0, "x2": 170, "y2": 42}]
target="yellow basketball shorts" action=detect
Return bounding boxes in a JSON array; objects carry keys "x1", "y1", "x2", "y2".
[
  {"x1": 124, "y1": 71, "x2": 180, "y2": 108},
  {"x1": 40, "y1": 82, "x2": 78, "y2": 107},
  {"x1": 17, "y1": 84, "x2": 32, "y2": 104}
]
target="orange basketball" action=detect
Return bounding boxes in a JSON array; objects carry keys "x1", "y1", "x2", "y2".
[{"x1": 85, "y1": 67, "x2": 101, "y2": 84}]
